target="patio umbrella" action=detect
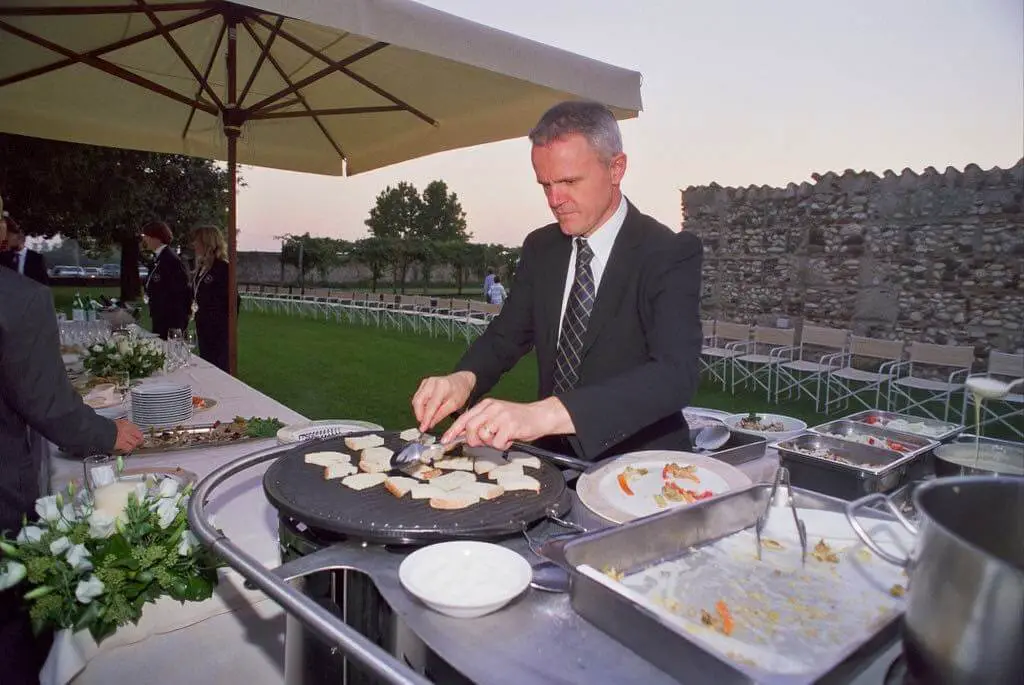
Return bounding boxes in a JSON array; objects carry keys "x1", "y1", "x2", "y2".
[{"x1": 0, "y1": 0, "x2": 643, "y2": 373}]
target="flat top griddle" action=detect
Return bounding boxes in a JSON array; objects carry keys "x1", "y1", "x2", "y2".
[{"x1": 263, "y1": 431, "x2": 569, "y2": 544}]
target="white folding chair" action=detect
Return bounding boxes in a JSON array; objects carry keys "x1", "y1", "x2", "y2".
[
  {"x1": 731, "y1": 326, "x2": 796, "y2": 402},
  {"x1": 961, "y1": 351, "x2": 1024, "y2": 439},
  {"x1": 824, "y1": 336, "x2": 904, "y2": 414},
  {"x1": 888, "y1": 342, "x2": 975, "y2": 423},
  {"x1": 699, "y1": 319, "x2": 716, "y2": 375},
  {"x1": 701, "y1": 321, "x2": 750, "y2": 390},
  {"x1": 776, "y1": 324, "x2": 850, "y2": 411}
]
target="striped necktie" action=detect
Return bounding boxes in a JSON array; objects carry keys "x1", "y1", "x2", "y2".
[{"x1": 553, "y1": 238, "x2": 596, "y2": 394}]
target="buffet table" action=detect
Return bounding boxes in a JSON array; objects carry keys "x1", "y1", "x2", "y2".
[
  {"x1": 48, "y1": 356, "x2": 306, "y2": 685},
  {"x1": 48, "y1": 364, "x2": 794, "y2": 685}
]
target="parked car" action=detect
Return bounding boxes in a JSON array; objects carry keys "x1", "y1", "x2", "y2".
[
  {"x1": 50, "y1": 266, "x2": 86, "y2": 278},
  {"x1": 138, "y1": 266, "x2": 149, "y2": 279},
  {"x1": 82, "y1": 267, "x2": 102, "y2": 278},
  {"x1": 99, "y1": 264, "x2": 120, "y2": 278}
]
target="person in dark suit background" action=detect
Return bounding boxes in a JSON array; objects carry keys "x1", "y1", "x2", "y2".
[
  {"x1": 141, "y1": 221, "x2": 192, "y2": 340},
  {"x1": 412, "y1": 101, "x2": 702, "y2": 461},
  {"x1": 0, "y1": 199, "x2": 145, "y2": 685},
  {"x1": 190, "y1": 225, "x2": 230, "y2": 373},
  {"x1": 0, "y1": 217, "x2": 49, "y2": 286}
]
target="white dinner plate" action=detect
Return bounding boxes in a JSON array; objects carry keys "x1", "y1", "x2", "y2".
[
  {"x1": 132, "y1": 382, "x2": 191, "y2": 396},
  {"x1": 577, "y1": 450, "x2": 753, "y2": 524}
]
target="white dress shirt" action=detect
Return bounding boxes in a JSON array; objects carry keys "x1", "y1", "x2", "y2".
[
  {"x1": 13, "y1": 247, "x2": 26, "y2": 275},
  {"x1": 557, "y1": 194, "x2": 628, "y2": 336}
]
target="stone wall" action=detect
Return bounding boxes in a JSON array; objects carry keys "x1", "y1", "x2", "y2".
[{"x1": 681, "y1": 160, "x2": 1024, "y2": 361}]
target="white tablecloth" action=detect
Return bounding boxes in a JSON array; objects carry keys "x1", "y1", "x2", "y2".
[{"x1": 48, "y1": 357, "x2": 307, "y2": 685}]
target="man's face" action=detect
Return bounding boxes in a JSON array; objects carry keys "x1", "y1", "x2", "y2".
[
  {"x1": 531, "y1": 133, "x2": 626, "y2": 238},
  {"x1": 6, "y1": 231, "x2": 24, "y2": 250},
  {"x1": 140, "y1": 234, "x2": 158, "y2": 252}
]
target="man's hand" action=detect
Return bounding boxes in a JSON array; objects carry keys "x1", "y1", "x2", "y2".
[
  {"x1": 442, "y1": 396, "x2": 575, "y2": 450},
  {"x1": 412, "y1": 371, "x2": 477, "y2": 432},
  {"x1": 113, "y1": 419, "x2": 145, "y2": 453}
]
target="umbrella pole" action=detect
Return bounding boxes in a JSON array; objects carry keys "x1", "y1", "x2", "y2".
[{"x1": 225, "y1": 10, "x2": 240, "y2": 376}]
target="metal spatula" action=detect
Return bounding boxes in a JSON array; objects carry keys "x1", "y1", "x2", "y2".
[{"x1": 390, "y1": 434, "x2": 591, "y2": 472}]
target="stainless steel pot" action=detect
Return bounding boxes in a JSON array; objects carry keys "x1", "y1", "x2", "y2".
[
  {"x1": 932, "y1": 436, "x2": 1024, "y2": 478},
  {"x1": 846, "y1": 477, "x2": 1024, "y2": 685}
]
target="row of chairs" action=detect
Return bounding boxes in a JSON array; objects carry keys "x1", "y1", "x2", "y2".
[
  {"x1": 701, "y1": 320, "x2": 1023, "y2": 436},
  {"x1": 239, "y1": 285, "x2": 502, "y2": 343}
]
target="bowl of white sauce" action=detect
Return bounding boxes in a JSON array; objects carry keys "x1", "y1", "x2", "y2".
[{"x1": 399, "y1": 541, "x2": 532, "y2": 618}]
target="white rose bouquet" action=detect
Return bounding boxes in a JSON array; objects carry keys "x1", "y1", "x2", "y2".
[
  {"x1": 0, "y1": 469, "x2": 219, "y2": 644},
  {"x1": 82, "y1": 338, "x2": 165, "y2": 380}
]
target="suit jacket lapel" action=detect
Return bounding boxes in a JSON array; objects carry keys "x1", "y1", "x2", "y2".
[
  {"x1": 540, "y1": 234, "x2": 573, "y2": 356},
  {"x1": 579, "y1": 202, "x2": 644, "y2": 359}
]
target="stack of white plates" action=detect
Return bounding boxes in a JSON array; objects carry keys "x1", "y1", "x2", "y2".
[{"x1": 131, "y1": 382, "x2": 193, "y2": 427}]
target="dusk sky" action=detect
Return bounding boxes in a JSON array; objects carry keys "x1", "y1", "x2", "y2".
[{"x1": 236, "y1": 0, "x2": 1023, "y2": 251}]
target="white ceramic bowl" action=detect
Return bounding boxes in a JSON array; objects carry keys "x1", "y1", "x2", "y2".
[
  {"x1": 724, "y1": 412, "x2": 808, "y2": 442},
  {"x1": 399, "y1": 541, "x2": 531, "y2": 619}
]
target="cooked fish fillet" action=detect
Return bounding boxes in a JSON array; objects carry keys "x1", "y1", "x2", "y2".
[
  {"x1": 487, "y1": 463, "x2": 524, "y2": 481},
  {"x1": 429, "y1": 493, "x2": 480, "y2": 510},
  {"x1": 358, "y1": 459, "x2": 390, "y2": 474},
  {"x1": 496, "y1": 474, "x2": 541, "y2": 493},
  {"x1": 509, "y1": 455, "x2": 541, "y2": 470},
  {"x1": 401, "y1": 462, "x2": 444, "y2": 481},
  {"x1": 409, "y1": 483, "x2": 446, "y2": 500},
  {"x1": 399, "y1": 428, "x2": 421, "y2": 441},
  {"x1": 341, "y1": 473, "x2": 387, "y2": 490},
  {"x1": 323, "y1": 462, "x2": 358, "y2": 479},
  {"x1": 361, "y1": 446, "x2": 394, "y2": 463},
  {"x1": 433, "y1": 456, "x2": 475, "y2": 471},
  {"x1": 305, "y1": 451, "x2": 350, "y2": 467},
  {"x1": 344, "y1": 434, "x2": 384, "y2": 451},
  {"x1": 428, "y1": 470, "x2": 476, "y2": 491},
  {"x1": 384, "y1": 476, "x2": 419, "y2": 498},
  {"x1": 473, "y1": 454, "x2": 507, "y2": 475},
  {"x1": 454, "y1": 481, "x2": 505, "y2": 500}
]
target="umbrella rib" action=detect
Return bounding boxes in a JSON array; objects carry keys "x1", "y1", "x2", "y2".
[
  {"x1": 241, "y1": 20, "x2": 347, "y2": 163},
  {"x1": 0, "y1": 2, "x2": 216, "y2": 16},
  {"x1": 0, "y1": 19, "x2": 218, "y2": 116},
  {"x1": 135, "y1": 0, "x2": 224, "y2": 110},
  {"x1": 252, "y1": 106, "x2": 404, "y2": 120},
  {"x1": 249, "y1": 13, "x2": 436, "y2": 126},
  {"x1": 238, "y1": 15, "x2": 284, "y2": 107},
  {"x1": 0, "y1": 7, "x2": 219, "y2": 90},
  {"x1": 182, "y1": 16, "x2": 227, "y2": 140}
]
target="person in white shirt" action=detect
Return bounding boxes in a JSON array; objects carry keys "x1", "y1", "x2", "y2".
[
  {"x1": 411, "y1": 101, "x2": 703, "y2": 462},
  {"x1": 487, "y1": 276, "x2": 507, "y2": 305}
]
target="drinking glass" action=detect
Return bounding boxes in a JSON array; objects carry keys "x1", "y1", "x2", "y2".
[
  {"x1": 83, "y1": 454, "x2": 117, "y2": 493},
  {"x1": 114, "y1": 371, "x2": 131, "y2": 406}
]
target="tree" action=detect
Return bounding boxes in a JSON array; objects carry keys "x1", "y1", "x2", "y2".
[
  {"x1": 415, "y1": 180, "x2": 469, "y2": 242},
  {"x1": 278, "y1": 233, "x2": 344, "y2": 288},
  {"x1": 0, "y1": 134, "x2": 231, "y2": 301},
  {"x1": 346, "y1": 237, "x2": 390, "y2": 292},
  {"x1": 365, "y1": 182, "x2": 422, "y2": 292}
]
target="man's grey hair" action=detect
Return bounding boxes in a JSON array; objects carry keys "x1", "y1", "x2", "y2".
[{"x1": 528, "y1": 101, "x2": 623, "y2": 162}]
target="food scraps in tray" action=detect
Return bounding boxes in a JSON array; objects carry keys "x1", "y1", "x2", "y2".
[
  {"x1": 787, "y1": 444, "x2": 884, "y2": 469},
  {"x1": 738, "y1": 412, "x2": 784, "y2": 432},
  {"x1": 141, "y1": 416, "x2": 285, "y2": 450},
  {"x1": 812, "y1": 539, "x2": 839, "y2": 564},
  {"x1": 822, "y1": 431, "x2": 913, "y2": 454},
  {"x1": 306, "y1": 429, "x2": 542, "y2": 510},
  {"x1": 617, "y1": 462, "x2": 715, "y2": 507},
  {"x1": 861, "y1": 415, "x2": 953, "y2": 438},
  {"x1": 616, "y1": 465, "x2": 648, "y2": 496}
]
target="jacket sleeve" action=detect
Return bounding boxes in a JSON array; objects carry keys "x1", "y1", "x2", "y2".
[
  {"x1": 0, "y1": 287, "x2": 118, "y2": 454},
  {"x1": 167, "y1": 253, "x2": 193, "y2": 325},
  {"x1": 454, "y1": 236, "x2": 538, "y2": 399},
  {"x1": 559, "y1": 232, "x2": 703, "y2": 459}
]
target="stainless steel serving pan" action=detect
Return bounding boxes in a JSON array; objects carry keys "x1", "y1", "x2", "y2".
[
  {"x1": 557, "y1": 483, "x2": 905, "y2": 685},
  {"x1": 840, "y1": 410, "x2": 964, "y2": 443},
  {"x1": 932, "y1": 435, "x2": 1024, "y2": 477},
  {"x1": 772, "y1": 432, "x2": 919, "y2": 500},
  {"x1": 810, "y1": 419, "x2": 939, "y2": 460}
]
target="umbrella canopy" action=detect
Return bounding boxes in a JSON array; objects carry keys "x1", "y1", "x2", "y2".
[{"x1": 0, "y1": 0, "x2": 643, "y2": 372}]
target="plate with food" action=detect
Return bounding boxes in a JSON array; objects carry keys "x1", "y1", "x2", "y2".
[
  {"x1": 135, "y1": 416, "x2": 285, "y2": 454},
  {"x1": 576, "y1": 451, "x2": 752, "y2": 523},
  {"x1": 724, "y1": 412, "x2": 807, "y2": 441},
  {"x1": 192, "y1": 396, "x2": 217, "y2": 412}
]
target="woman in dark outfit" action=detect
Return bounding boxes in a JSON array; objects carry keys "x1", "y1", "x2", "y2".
[
  {"x1": 140, "y1": 221, "x2": 192, "y2": 339},
  {"x1": 190, "y1": 225, "x2": 230, "y2": 373}
]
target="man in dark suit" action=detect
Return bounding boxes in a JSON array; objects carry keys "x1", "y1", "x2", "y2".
[
  {"x1": 140, "y1": 221, "x2": 192, "y2": 339},
  {"x1": 0, "y1": 217, "x2": 49, "y2": 286},
  {"x1": 412, "y1": 101, "x2": 702, "y2": 461},
  {"x1": 0, "y1": 201, "x2": 145, "y2": 685}
]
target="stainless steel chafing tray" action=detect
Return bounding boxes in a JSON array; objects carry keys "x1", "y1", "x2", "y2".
[
  {"x1": 557, "y1": 484, "x2": 905, "y2": 685},
  {"x1": 706, "y1": 430, "x2": 767, "y2": 466},
  {"x1": 809, "y1": 420, "x2": 939, "y2": 460},
  {"x1": 772, "y1": 433, "x2": 918, "y2": 500},
  {"x1": 840, "y1": 410, "x2": 964, "y2": 443}
]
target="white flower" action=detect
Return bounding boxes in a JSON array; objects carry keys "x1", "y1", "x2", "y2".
[
  {"x1": 49, "y1": 536, "x2": 71, "y2": 555},
  {"x1": 0, "y1": 561, "x2": 27, "y2": 591},
  {"x1": 177, "y1": 530, "x2": 198, "y2": 556},
  {"x1": 16, "y1": 526, "x2": 43, "y2": 544},
  {"x1": 35, "y1": 495, "x2": 61, "y2": 522},
  {"x1": 54, "y1": 503, "x2": 80, "y2": 532},
  {"x1": 117, "y1": 340, "x2": 130, "y2": 355},
  {"x1": 157, "y1": 478, "x2": 179, "y2": 500},
  {"x1": 65, "y1": 543, "x2": 93, "y2": 573},
  {"x1": 91, "y1": 344, "x2": 103, "y2": 353},
  {"x1": 87, "y1": 511, "x2": 116, "y2": 539},
  {"x1": 75, "y1": 575, "x2": 105, "y2": 604},
  {"x1": 154, "y1": 498, "x2": 179, "y2": 529},
  {"x1": 110, "y1": 353, "x2": 121, "y2": 361}
]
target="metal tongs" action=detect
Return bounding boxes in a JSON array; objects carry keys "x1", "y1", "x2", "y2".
[{"x1": 755, "y1": 466, "x2": 808, "y2": 567}]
